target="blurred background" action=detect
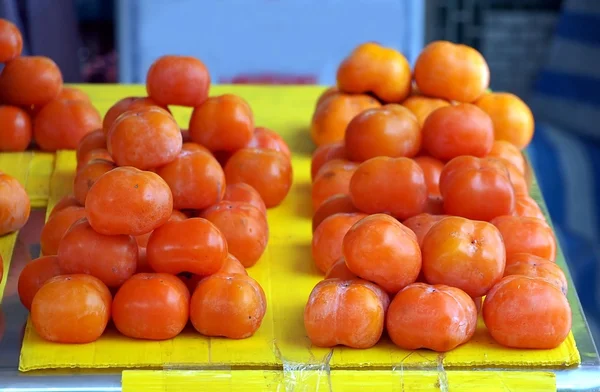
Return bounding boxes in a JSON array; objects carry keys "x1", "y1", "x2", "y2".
[{"x1": 1, "y1": 0, "x2": 599, "y2": 340}]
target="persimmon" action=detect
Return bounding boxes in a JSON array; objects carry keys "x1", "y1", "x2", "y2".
[
  {"x1": 324, "y1": 258, "x2": 358, "y2": 280},
  {"x1": 315, "y1": 86, "x2": 339, "y2": 108},
  {"x1": 58, "y1": 218, "x2": 138, "y2": 288},
  {"x1": 311, "y1": 142, "x2": 347, "y2": 181},
  {"x1": 190, "y1": 273, "x2": 266, "y2": 339},
  {"x1": 146, "y1": 55, "x2": 210, "y2": 107},
  {"x1": 402, "y1": 95, "x2": 450, "y2": 127},
  {"x1": 312, "y1": 212, "x2": 367, "y2": 274},
  {"x1": 79, "y1": 149, "x2": 113, "y2": 169},
  {"x1": 0, "y1": 18, "x2": 23, "y2": 62},
  {"x1": 73, "y1": 159, "x2": 116, "y2": 205},
  {"x1": 491, "y1": 215, "x2": 557, "y2": 261},
  {"x1": 304, "y1": 279, "x2": 389, "y2": 348},
  {"x1": 135, "y1": 210, "x2": 187, "y2": 248},
  {"x1": 505, "y1": 161, "x2": 529, "y2": 196},
  {"x1": 310, "y1": 93, "x2": 380, "y2": 146},
  {"x1": 31, "y1": 274, "x2": 111, "y2": 343},
  {"x1": 112, "y1": 273, "x2": 190, "y2": 340},
  {"x1": 414, "y1": 156, "x2": 444, "y2": 198},
  {"x1": 201, "y1": 201, "x2": 268, "y2": 268},
  {"x1": 18, "y1": 255, "x2": 62, "y2": 310},
  {"x1": 0, "y1": 105, "x2": 32, "y2": 151},
  {"x1": 440, "y1": 156, "x2": 515, "y2": 221},
  {"x1": 0, "y1": 56, "x2": 62, "y2": 106},
  {"x1": 223, "y1": 183, "x2": 267, "y2": 216},
  {"x1": 246, "y1": 127, "x2": 291, "y2": 158},
  {"x1": 422, "y1": 103, "x2": 494, "y2": 160},
  {"x1": 219, "y1": 253, "x2": 248, "y2": 276},
  {"x1": 483, "y1": 275, "x2": 571, "y2": 349},
  {"x1": 107, "y1": 107, "x2": 182, "y2": 170},
  {"x1": 312, "y1": 193, "x2": 358, "y2": 232},
  {"x1": 387, "y1": 283, "x2": 477, "y2": 352},
  {"x1": 146, "y1": 218, "x2": 228, "y2": 276},
  {"x1": 76, "y1": 129, "x2": 106, "y2": 165},
  {"x1": 503, "y1": 253, "x2": 567, "y2": 295},
  {"x1": 58, "y1": 87, "x2": 91, "y2": 103},
  {"x1": 85, "y1": 167, "x2": 173, "y2": 236},
  {"x1": 337, "y1": 42, "x2": 411, "y2": 103},
  {"x1": 0, "y1": 172, "x2": 30, "y2": 235},
  {"x1": 487, "y1": 140, "x2": 527, "y2": 175},
  {"x1": 40, "y1": 206, "x2": 86, "y2": 255},
  {"x1": 344, "y1": 105, "x2": 420, "y2": 161},
  {"x1": 48, "y1": 195, "x2": 80, "y2": 219},
  {"x1": 156, "y1": 148, "x2": 225, "y2": 210},
  {"x1": 422, "y1": 216, "x2": 505, "y2": 298},
  {"x1": 311, "y1": 159, "x2": 358, "y2": 211},
  {"x1": 189, "y1": 94, "x2": 254, "y2": 152},
  {"x1": 102, "y1": 96, "x2": 169, "y2": 134},
  {"x1": 34, "y1": 99, "x2": 102, "y2": 151},
  {"x1": 402, "y1": 213, "x2": 448, "y2": 247},
  {"x1": 476, "y1": 92, "x2": 535, "y2": 149},
  {"x1": 224, "y1": 148, "x2": 292, "y2": 208},
  {"x1": 343, "y1": 214, "x2": 421, "y2": 293},
  {"x1": 414, "y1": 41, "x2": 489, "y2": 102},
  {"x1": 349, "y1": 157, "x2": 427, "y2": 220}
]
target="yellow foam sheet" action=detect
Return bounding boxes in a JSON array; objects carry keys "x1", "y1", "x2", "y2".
[
  {"x1": 19, "y1": 85, "x2": 580, "y2": 372},
  {"x1": 122, "y1": 369, "x2": 556, "y2": 392}
]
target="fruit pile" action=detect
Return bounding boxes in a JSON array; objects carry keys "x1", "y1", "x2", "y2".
[
  {"x1": 17, "y1": 54, "x2": 293, "y2": 343},
  {"x1": 0, "y1": 19, "x2": 101, "y2": 151},
  {"x1": 306, "y1": 41, "x2": 571, "y2": 352}
]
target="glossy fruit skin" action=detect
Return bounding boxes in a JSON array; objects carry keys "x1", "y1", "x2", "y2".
[
  {"x1": 78, "y1": 148, "x2": 113, "y2": 169},
  {"x1": 324, "y1": 257, "x2": 358, "y2": 280},
  {"x1": 483, "y1": 275, "x2": 572, "y2": 349},
  {"x1": 102, "y1": 96, "x2": 169, "y2": 134},
  {"x1": 476, "y1": 92, "x2": 535, "y2": 149},
  {"x1": 34, "y1": 99, "x2": 102, "y2": 151},
  {"x1": 440, "y1": 156, "x2": 515, "y2": 221},
  {"x1": 219, "y1": 253, "x2": 248, "y2": 276},
  {"x1": 337, "y1": 42, "x2": 411, "y2": 103},
  {"x1": 414, "y1": 156, "x2": 445, "y2": 199},
  {"x1": 223, "y1": 183, "x2": 267, "y2": 216},
  {"x1": 147, "y1": 218, "x2": 228, "y2": 276},
  {"x1": 310, "y1": 93, "x2": 381, "y2": 146},
  {"x1": 402, "y1": 95, "x2": 450, "y2": 127},
  {"x1": 58, "y1": 218, "x2": 138, "y2": 288},
  {"x1": 304, "y1": 278, "x2": 389, "y2": 348},
  {"x1": 189, "y1": 94, "x2": 254, "y2": 152},
  {"x1": 190, "y1": 273, "x2": 266, "y2": 339},
  {"x1": 224, "y1": 148, "x2": 293, "y2": 208},
  {"x1": 40, "y1": 206, "x2": 86, "y2": 256},
  {"x1": 73, "y1": 159, "x2": 116, "y2": 205},
  {"x1": 491, "y1": 215, "x2": 557, "y2": 261},
  {"x1": 387, "y1": 283, "x2": 477, "y2": 352},
  {"x1": 0, "y1": 172, "x2": 30, "y2": 235},
  {"x1": 246, "y1": 127, "x2": 291, "y2": 158},
  {"x1": 503, "y1": 253, "x2": 567, "y2": 295},
  {"x1": 108, "y1": 107, "x2": 182, "y2": 170},
  {"x1": 422, "y1": 104, "x2": 494, "y2": 161},
  {"x1": 343, "y1": 214, "x2": 421, "y2": 293},
  {"x1": 76, "y1": 129, "x2": 106, "y2": 165},
  {"x1": 513, "y1": 195, "x2": 545, "y2": 220},
  {"x1": 48, "y1": 195, "x2": 80, "y2": 220},
  {"x1": 344, "y1": 105, "x2": 420, "y2": 162},
  {"x1": 0, "y1": 56, "x2": 62, "y2": 106},
  {"x1": 312, "y1": 193, "x2": 358, "y2": 232},
  {"x1": 349, "y1": 157, "x2": 427, "y2": 220},
  {"x1": 0, "y1": 105, "x2": 32, "y2": 151},
  {"x1": 30, "y1": 274, "x2": 111, "y2": 344},
  {"x1": 311, "y1": 142, "x2": 347, "y2": 181},
  {"x1": 414, "y1": 41, "x2": 489, "y2": 103},
  {"x1": 402, "y1": 213, "x2": 448, "y2": 247},
  {"x1": 315, "y1": 86, "x2": 339, "y2": 109},
  {"x1": 422, "y1": 216, "x2": 506, "y2": 298},
  {"x1": 135, "y1": 210, "x2": 187, "y2": 249},
  {"x1": 311, "y1": 159, "x2": 358, "y2": 211},
  {"x1": 201, "y1": 201, "x2": 269, "y2": 268},
  {"x1": 312, "y1": 212, "x2": 367, "y2": 274},
  {"x1": 18, "y1": 255, "x2": 62, "y2": 310},
  {"x1": 487, "y1": 140, "x2": 527, "y2": 175},
  {"x1": 57, "y1": 87, "x2": 90, "y2": 103},
  {"x1": 0, "y1": 19, "x2": 23, "y2": 62},
  {"x1": 156, "y1": 148, "x2": 225, "y2": 210},
  {"x1": 146, "y1": 55, "x2": 210, "y2": 107},
  {"x1": 112, "y1": 273, "x2": 190, "y2": 340},
  {"x1": 85, "y1": 167, "x2": 173, "y2": 236}
]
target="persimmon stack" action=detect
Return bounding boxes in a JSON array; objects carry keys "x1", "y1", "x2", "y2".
[
  {"x1": 307, "y1": 41, "x2": 570, "y2": 352},
  {"x1": 17, "y1": 54, "x2": 294, "y2": 344}
]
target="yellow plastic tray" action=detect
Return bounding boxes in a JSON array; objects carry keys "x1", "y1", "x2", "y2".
[{"x1": 16, "y1": 85, "x2": 579, "y2": 373}]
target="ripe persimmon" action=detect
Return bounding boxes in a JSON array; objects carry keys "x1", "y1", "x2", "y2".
[
  {"x1": 402, "y1": 95, "x2": 450, "y2": 127},
  {"x1": 324, "y1": 257, "x2": 358, "y2": 280},
  {"x1": 135, "y1": 209, "x2": 187, "y2": 249},
  {"x1": 487, "y1": 140, "x2": 527, "y2": 175},
  {"x1": 18, "y1": 255, "x2": 62, "y2": 310},
  {"x1": 491, "y1": 215, "x2": 557, "y2": 261},
  {"x1": 40, "y1": 206, "x2": 86, "y2": 255},
  {"x1": 57, "y1": 87, "x2": 91, "y2": 103},
  {"x1": 0, "y1": 18, "x2": 23, "y2": 62},
  {"x1": 246, "y1": 127, "x2": 291, "y2": 158},
  {"x1": 76, "y1": 129, "x2": 106, "y2": 166},
  {"x1": 312, "y1": 193, "x2": 358, "y2": 232},
  {"x1": 0, "y1": 105, "x2": 32, "y2": 151},
  {"x1": 102, "y1": 96, "x2": 169, "y2": 134},
  {"x1": 402, "y1": 213, "x2": 448, "y2": 247},
  {"x1": 311, "y1": 159, "x2": 358, "y2": 211},
  {"x1": 223, "y1": 183, "x2": 267, "y2": 216},
  {"x1": 0, "y1": 172, "x2": 30, "y2": 235},
  {"x1": 0, "y1": 56, "x2": 62, "y2": 106},
  {"x1": 48, "y1": 195, "x2": 80, "y2": 220},
  {"x1": 414, "y1": 156, "x2": 445, "y2": 199},
  {"x1": 504, "y1": 253, "x2": 567, "y2": 295},
  {"x1": 311, "y1": 142, "x2": 347, "y2": 181},
  {"x1": 73, "y1": 159, "x2": 116, "y2": 205}
]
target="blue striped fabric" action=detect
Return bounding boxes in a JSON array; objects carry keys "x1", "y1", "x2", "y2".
[{"x1": 528, "y1": 0, "x2": 600, "y2": 341}]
